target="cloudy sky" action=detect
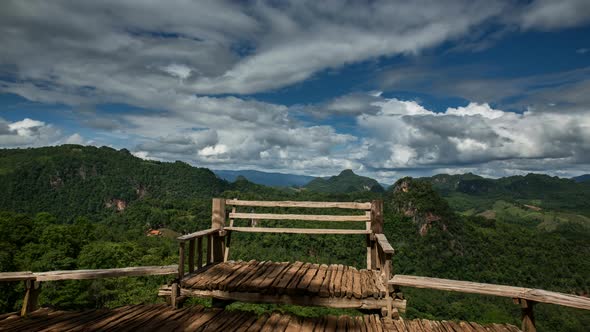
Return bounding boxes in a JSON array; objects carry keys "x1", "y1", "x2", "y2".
[{"x1": 1, "y1": 0, "x2": 589, "y2": 183}]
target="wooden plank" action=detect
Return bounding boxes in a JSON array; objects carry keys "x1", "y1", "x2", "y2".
[
  {"x1": 162, "y1": 289, "x2": 406, "y2": 311},
  {"x1": 207, "y1": 261, "x2": 244, "y2": 290},
  {"x1": 352, "y1": 267, "x2": 363, "y2": 299},
  {"x1": 375, "y1": 234, "x2": 394, "y2": 254},
  {"x1": 0, "y1": 271, "x2": 35, "y2": 282},
  {"x1": 390, "y1": 275, "x2": 590, "y2": 310},
  {"x1": 177, "y1": 227, "x2": 220, "y2": 242},
  {"x1": 286, "y1": 263, "x2": 312, "y2": 295},
  {"x1": 373, "y1": 270, "x2": 387, "y2": 298},
  {"x1": 237, "y1": 261, "x2": 273, "y2": 292},
  {"x1": 280, "y1": 262, "x2": 311, "y2": 294},
  {"x1": 318, "y1": 265, "x2": 333, "y2": 297},
  {"x1": 218, "y1": 260, "x2": 258, "y2": 291},
  {"x1": 344, "y1": 266, "x2": 353, "y2": 299},
  {"x1": 225, "y1": 226, "x2": 371, "y2": 235},
  {"x1": 333, "y1": 264, "x2": 344, "y2": 297},
  {"x1": 229, "y1": 261, "x2": 266, "y2": 291},
  {"x1": 229, "y1": 212, "x2": 370, "y2": 222},
  {"x1": 258, "y1": 262, "x2": 290, "y2": 292},
  {"x1": 225, "y1": 199, "x2": 372, "y2": 210},
  {"x1": 309, "y1": 264, "x2": 328, "y2": 294},
  {"x1": 32, "y1": 265, "x2": 177, "y2": 282},
  {"x1": 296, "y1": 263, "x2": 319, "y2": 293}
]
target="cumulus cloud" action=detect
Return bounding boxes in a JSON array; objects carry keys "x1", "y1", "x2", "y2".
[
  {"x1": 356, "y1": 96, "x2": 590, "y2": 172},
  {"x1": 0, "y1": 118, "x2": 62, "y2": 147}
]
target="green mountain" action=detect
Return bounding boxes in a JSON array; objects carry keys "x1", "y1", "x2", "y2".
[
  {"x1": 1, "y1": 146, "x2": 589, "y2": 330},
  {"x1": 421, "y1": 173, "x2": 590, "y2": 216},
  {"x1": 304, "y1": 169, "x2": 383, "y2": 193},
  {"x1": 0, "y1": 145, "x2": 227, "y2": 220}
]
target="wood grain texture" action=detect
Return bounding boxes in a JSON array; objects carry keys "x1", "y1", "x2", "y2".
[
  {"x1": 390, "y1": 275, "x2": 590, "y2": 310},
  {"x1": 229, "y1": 212, "x2": 370, "y2": 222},
  {"x1": 33, "y1": 265, "x2": 178, "y2": 282},
  {"x1": 225, "y1": 199, "x2": 372, "y2": 210},
  {"x1": 177, "y1": 228, "x2": 220, "y2": 242},
  {"x1": 375, "y1": 234, "x2": 395, "y2": 254},
  {"x1": 225, "y1": 226, "x2": 371, "y2": 235}
]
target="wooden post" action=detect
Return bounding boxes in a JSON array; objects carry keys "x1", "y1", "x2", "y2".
[
  {"x1": 171, "y1": 282, "x2": 179, "y2": 309},
  {"x1": 178, "y1": 242, "x2": 185, "y2": 279},
  {"x1": 366, "y1": 234, "x2": 372, "y2": 270},
  {"x1": 207, "y1": 234, "x2": 213, "y2": 264},
  {"x1": 197, "y1": 237, "x2": 203, "y2": 268},
  {"x1": 20, "y1": 280, "x2": 41, "y2": 317},
  {"x1": 188, "y1": 239, "x2": 195, "y2": 273},
  {"x1": 519, "y1": 299, "x2": 536, "y2": 332},
  {"x1": 211, "y1": 198, "x2": 226, "y2": 262},
  {"x1": 370, "y1": 200, "x2": 384, "y2": 234}
]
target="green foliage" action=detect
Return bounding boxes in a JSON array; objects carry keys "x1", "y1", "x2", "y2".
[{"x1": 0, "y1": 146, "x2": 588, "y2": 331}]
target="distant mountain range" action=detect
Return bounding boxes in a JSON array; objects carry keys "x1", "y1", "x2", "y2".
[
  {"x1": 213, "y1": 169, "x2": 315, "y2": 187},
  {"x1": 572, "y1": 174, "x2": 590, "y2": 183}
]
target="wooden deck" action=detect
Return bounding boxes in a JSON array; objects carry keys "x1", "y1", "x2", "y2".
[
  {"x1": 161, "y1": 260, "x2": 406, "y2": 311},
  {"x1": 0, "y1": 304, "x2": 522, "y2": 331}
]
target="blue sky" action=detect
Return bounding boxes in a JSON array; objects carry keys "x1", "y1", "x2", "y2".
[{"x1": 1, "y1": 0, "x2": 589, "y2": 183}]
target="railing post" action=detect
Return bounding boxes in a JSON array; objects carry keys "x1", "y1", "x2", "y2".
[
  {"x1": 211, "y1": 198, "x2": 226, "y2": 263},
  {"x1": 517, "y1": 298, "x2": 536, "y2": 332},
  {"x1": 20, "y1": 280, "x2": 41, "y2": 317},
  {"x1": 197, "y1": 237, "x2": 203, "y2": 268},
  {"x1": 178, "y1": 242, "x2": 185, "y2": 279},
  {"x1": 188, "y1": 239, "x2": 195, "y2": 274}
]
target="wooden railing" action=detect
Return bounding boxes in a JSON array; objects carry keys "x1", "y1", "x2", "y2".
[
  {"x1": 390, "y1": 275, "x2": 590, "y2": 332},
  {"x1": 0, "y1": 265, "x2": 177, "y2": 317}
]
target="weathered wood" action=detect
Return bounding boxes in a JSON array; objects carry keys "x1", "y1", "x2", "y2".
[
  {"x1": 178, "y1": 242, "x2": 185, "y2": 279},
  {"x1": 197, "y1": 237, "x2": 203, "y2": 268},
  {"x1": 159, "y1": 287, "x2": 407, "y2": 311},
  {"x1": 177, "y1": 227, "x2": 220, "y2": 242},
  {"x1": 210, "y1": 198, "x2": 226, "y2": 263},
  {"x1": 225, "y1": 226, "x2": 371, "y2": 235},
  {"x1": 0, "y1": 271, "x2": 35, "y2": 282},
  {"x1": 31, "y1": 265, "x2": 178, "y2": 281},
  {"x1": 519, "y1": 299, "x2": 536, "y2": 332},
  {"x1": 225, "y1": 199, "x2": 372, "y2": 210},
  {"x1": 390, "y1": 275, "x2": 590, "y2": 311},
  {"x1": 370, "y1": 200, "x2": 384, "y2": 234},
  {"x1": 188, "y1": 239, "x2": 195, "y2": 274},
  {"x1": 170, "y1": 283, "x2": 179, "y2": 309},
  {"x1": 207, "y1": 234, "x2": 213, "y2": 264},
  {"x1": 282, "y1": 262, "x2": 311, "y2": 295},
  {"x1": 319, "y1": 265, "x2": 333, "y2": 298},
  {"x1": 229, "y1": 212, "x2": 370, "y2": 222},
  {"x1": 20, "y1": 280, "x2": 40, "y2": 316},
  {"x1": 375, "y1": 234, "x2": 394, "y2": 254},
  {"x1": 309, "y1": 264, "x2": 328, "y2": 294}
]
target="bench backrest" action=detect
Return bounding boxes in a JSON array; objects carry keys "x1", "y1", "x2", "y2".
[{"x1": 218, "y1": 198, "x2": 383, "y2": 234}]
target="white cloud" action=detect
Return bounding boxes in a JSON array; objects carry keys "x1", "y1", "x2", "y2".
[
  {"x1": 0, "y1": 118, "x2": 63, "y2": 148},
  {"x1": 520, "y1": 0, "x2": 590, "y2": 30}
]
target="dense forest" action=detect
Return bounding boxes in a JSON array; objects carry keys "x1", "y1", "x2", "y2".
[{"x1": 0, "y1": 145, "x2": 589, "y2": 331}]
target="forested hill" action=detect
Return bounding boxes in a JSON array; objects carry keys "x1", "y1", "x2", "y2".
[
  {"x1": 304, "y1": 169, "x2": 384, "y2": 193},
  {"x1": 421, "y1": 173, "x2": 590, "y2": 215},
  {"x1": 0, "y1": 145, "x2": 227, "y2": 219}
]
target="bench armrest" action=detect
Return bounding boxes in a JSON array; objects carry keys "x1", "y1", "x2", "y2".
[
  {"x1": 177, "y1": 228, "x2": 221, "y2": 242},
  {"x1": 375, "y1": 233, "x2": 394, "y2": 255}
]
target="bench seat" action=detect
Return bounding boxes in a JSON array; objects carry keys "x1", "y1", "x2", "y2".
[{"x1": 159, "y1": 260, "x2": 406, "y2": 311}]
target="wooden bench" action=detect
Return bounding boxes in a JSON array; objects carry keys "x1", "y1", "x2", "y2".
[{"x1": 159, "y1": 198, "x2": 406, "y2": 317}]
